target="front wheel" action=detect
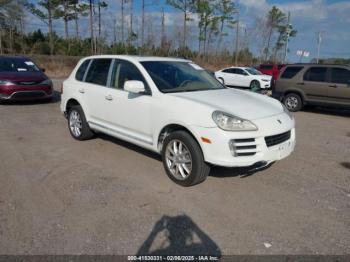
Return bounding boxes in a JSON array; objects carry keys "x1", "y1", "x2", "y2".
[
  {"x1": 250, "y1": 80, "x2": 261, "y2": 92},
  {"x1": 162, "y1": 131, "x2": 210, "y2": 187}
]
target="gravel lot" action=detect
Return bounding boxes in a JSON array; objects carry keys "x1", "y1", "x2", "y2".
[{"x1": 0, "y1": 79, "x2": 349, "y2": 255}]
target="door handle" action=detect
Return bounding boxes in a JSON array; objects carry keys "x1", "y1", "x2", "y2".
[
  {"x1": 297, "y1": 82, "x2": 305, "y2": 85},
  {"x1": 78, "y1": 88, "x2": 85, "y2": 94},
  {"x1": 329, "y1": 84, "x2": 337, "y2": 88},
  {"x1": 105, "y1": 94, "x2": 113, "y2": 101}
]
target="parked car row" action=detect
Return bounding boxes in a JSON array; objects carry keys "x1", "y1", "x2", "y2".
[{"x1": 214, "y1": 63, "x2": 350, "y2": 112}]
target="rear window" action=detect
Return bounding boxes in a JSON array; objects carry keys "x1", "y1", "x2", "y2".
[
  {"x1": 281, "y1": 66, "x2": 303, "y2": 79},
  {"x1": 75, "y1": 59, "x2": 90, "y2": 81},
  {"x1": 330, "y1": 67, "x2": 350, "y2": 84},
  {"x1": 222, "y1": 68, "x2": 235, "y2": 73},
  {"x1": 303, "y1": 67, "x2": 327, "y2": 82},
  {"x1": 85, "y1": 59, "x2": 112, "y2": 86},
  {"x1": 260, "y1": 65, "x2": 273, "y2": 70}
]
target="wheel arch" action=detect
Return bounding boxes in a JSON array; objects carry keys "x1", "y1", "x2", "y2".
[
  {"x1": 66, "y1": 98, "x2": 81, "y2": 112},
  {"x1": 157, "y1": 124, "x2": 203, "y2": 154}
]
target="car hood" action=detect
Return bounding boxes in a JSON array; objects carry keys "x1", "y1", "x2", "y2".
[
  {"x1": 170, "y1": 88, "x2": 283, "y2": 120},
  {"x1": 0, "y1": 71, "x2": 47, "y2": 82}
]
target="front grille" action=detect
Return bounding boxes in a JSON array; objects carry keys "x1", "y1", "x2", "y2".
[
  {"x1": 15, "y1": 80, "x2": 42, "y2": 86},
  {"x1": 265, "y1": 131, "x2": 291, "y2": 147},
  {"x1": 230, "y1": 138, "x2": 257, "y2": 157},
  {"x1": 12, "y1": 91, "x2": 46, "y2": 99}
]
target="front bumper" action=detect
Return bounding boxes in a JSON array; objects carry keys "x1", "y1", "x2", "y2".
[
  {"x1": 0, "y1": 85, "x2": 53, "y2": 101},
  {"x1": 190, "y1": 113, "x2": 295, "y2": 167}
]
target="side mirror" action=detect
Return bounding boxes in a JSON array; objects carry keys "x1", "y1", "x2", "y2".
[
  {"x1": 41, "y1": 68, "x2": 46, "y2": 72},
  {"x1": 124, "y1": 80, "x2": 146, "y2": 94}
]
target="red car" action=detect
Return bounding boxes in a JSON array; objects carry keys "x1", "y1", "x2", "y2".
[
  {"x1": 256, "y1": 64, "x2": 286, "y2": 80},
  {"x1": 0, "y1": 56, "x2": 53, "y2": 102}
]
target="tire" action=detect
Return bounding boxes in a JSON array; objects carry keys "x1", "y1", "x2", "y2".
[
  {"x1": 67, "y1": 105, "x2": 94, "y2": 140},
  {"x1": 161, "y1": 130, "x2": 210, "y2": 187},
  {"x1": 284, "y1": 93, "x2": 303, "y2": 112},
  {"x1": 250, "y1": 80, "x2": 261, "y2": 92}
]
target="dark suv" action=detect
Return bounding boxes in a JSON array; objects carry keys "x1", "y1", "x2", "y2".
[{"x1": 273, "y1": 64, "x2": 350, "y2": 111}]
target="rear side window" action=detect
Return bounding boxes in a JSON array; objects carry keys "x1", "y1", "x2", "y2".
[
  {"x1": 222, "y1": 68, "x2": 235, "y2": 73},
  {"x1": 281, "y1": 66, "x2": 303, "y2": 79},
  {"x1": 75, "y1": 59, "x2": 90, "y2": 81},
  {"x1": 260, "y1": 65, "x2": 273, "y2": 70},
  {"x1": 85, "y1": 59, "x2": 112, "y2": 86},
  {"x1": 330, "y1": 68, "x2": 350, "y2": 84},
  {"x1": 303, "y1": 67, "x2": 327, "y2": 82}
]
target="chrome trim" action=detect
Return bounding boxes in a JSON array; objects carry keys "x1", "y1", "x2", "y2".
[
  {"x1": 88, "y1": 120, "x2": 153, "y2": 145},
  {"x1": 0, "y1": 90, "x2": 49, "y2": 100}
]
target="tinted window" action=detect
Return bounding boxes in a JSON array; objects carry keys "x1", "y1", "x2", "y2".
[
  {"x1": 330, "y1": 68, "x2": 350, "y2": 84},
  {"x1": 260, "y1": 65, "x2": 273, "y2": 70},
  {"x1": 222, "y1": 68, "x2": 235, "y2": 73},
  {"x1": 0, "y1": 57, "x2": 40, "y2": 72},
  {"x1": 85, "y1": 59, "x2": 112, "y2": 86},
  {"x1": 303, "y1": 67, "x2": 327, "y2": 82},
  {"x1": 111, "y1": 60, "x2": 145, "y2": 89},
  {"x1": 75, "y1": 59, "x2": 90, "y2": 81},
  {"x1": 236, "y1": 69, "x2": 246, "y2": 75},
  {"x1": 281, "y1": 66, "x2": 303, "y2": 79}
]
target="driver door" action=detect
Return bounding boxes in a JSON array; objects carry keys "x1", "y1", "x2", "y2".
[{"x1": 102, "y1": 59, "x2": 153, "y2": 146}]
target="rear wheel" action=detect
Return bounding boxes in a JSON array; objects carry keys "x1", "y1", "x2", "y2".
[
  {"x1": 284, "y1": 93, "x2": 303, "y2": 112},
  {"x1": 162, "y1": 131, "x2": 210, "y2": 187},
  {"x1": 68, "y1": 105, "x2": 94, "y2": 140}
]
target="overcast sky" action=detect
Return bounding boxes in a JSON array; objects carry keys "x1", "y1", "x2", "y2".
[{"x1": 26, "y1": 0, "x2": 350, "y2": 62}]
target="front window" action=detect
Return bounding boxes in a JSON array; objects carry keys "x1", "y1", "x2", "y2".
[
  {"x1": 0, "y1": 57, "x2": 40, "y2": 72},
  {"x1": 245, "y1": 68, "x2": 262, "y2": 75},
  {"x1": 141, "y1": 61, "x2": 225, "y2": 93}
]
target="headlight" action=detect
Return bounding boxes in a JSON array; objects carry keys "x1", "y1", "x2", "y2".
[
  {"x1": 40, "y1": 79, "x2": 52, "y2": 86},
  {"x1": 282, "y1": 104, "x2": 294, "y2": 120},
  {"x1": 0, "y1": 80, "x2": 15, "y2": 86},
  {"x1": 212, "y1": 111, "x2": 258, "y2": 131}
]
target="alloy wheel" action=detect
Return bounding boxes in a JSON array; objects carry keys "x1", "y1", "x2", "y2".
[
  {"x1": 69, "y1": 110, "x2": 82, "y2": 137},
  {"x1": 165, "y1": 139, "x2": 192, "y2": 180}
]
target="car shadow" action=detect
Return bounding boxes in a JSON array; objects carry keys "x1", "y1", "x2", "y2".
[
  {"x1": 0, "y1": 90, "x2": 61, "y2": 105},
  {"x1": 340, "y1": 162, "x2": 350, "y2": 170},
  {"x1": 136, "y1": 214, "x2": 221, "y2": 256},
  {"x1": 97, "y1": 133, "x2": 270, "y2": 179},
  {"x1": 302, "y1": 105, "x2": 350, "y2": 118},
  {"x1": 210, "y1": 162, "x2": 274, "y2": 178}
]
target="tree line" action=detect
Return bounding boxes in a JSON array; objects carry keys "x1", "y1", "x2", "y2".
[{"x1": 0, "y1": 0, "x2": 298, "y2": 65}]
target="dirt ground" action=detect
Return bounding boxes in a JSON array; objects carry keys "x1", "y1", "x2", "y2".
[{"x1": 0, "y1": 80, "x2": 349, "y2": 255}]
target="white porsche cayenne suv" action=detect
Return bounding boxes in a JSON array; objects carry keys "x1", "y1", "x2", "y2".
[{"x1": 60, "y1": 56, "x2": 295, "y2": 186}]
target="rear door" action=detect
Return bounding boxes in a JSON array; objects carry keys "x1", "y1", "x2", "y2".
[
  {"x1": 328, "y1": 67, "x2": 350, "y2": 106},
  {"x1": 302, "y1": 67, "x2": 331, "y2": 102},
  {"x1": 221, "y1": 68, "x2": 237, "y2": 86},
  {"x1": 83, "y1": 58, "x2": 113, "y2": 125}
]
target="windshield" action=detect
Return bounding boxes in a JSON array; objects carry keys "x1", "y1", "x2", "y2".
[
  {"x1": 141, "y1": 61, "x2": 225, "y2": 93},
  {"x1": 0, "y1": 57, "x2": 40, "y2": 72},
  {"x1": 245, "y1": 68, "x2": 262, "y2": 75}
]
